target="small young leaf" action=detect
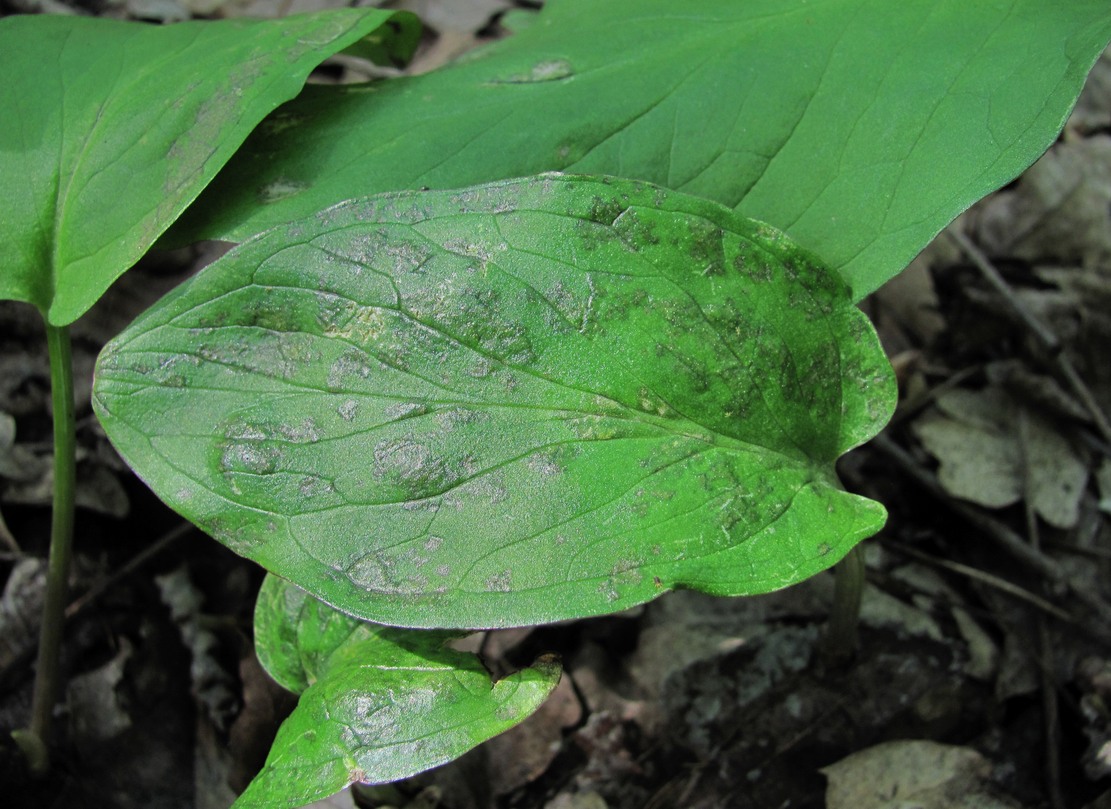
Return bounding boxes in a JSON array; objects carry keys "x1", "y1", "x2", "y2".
[
  {"x1": 0, "y1": 9, "x2": 418, "y2": 326},
  {"x1": 93, "y1": 175, "x2": 895, "y2": 629},
  {"x1": 171, "y1": 0, "x2": 1111, "y2": 299},
  {"x1": 240, "y1": 575, "x2": 559, "y2": 808}
]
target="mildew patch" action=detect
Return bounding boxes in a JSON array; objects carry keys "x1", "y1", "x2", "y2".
[
  {"x1": 385, "y1": 401, "x2": 430, "y2": 422},
  {"x1": 221, "y1": 442, "x2": 282, "y2": 476},
  {"x1": 346, "y1": 552, "x2": 426, "y2": 596},
  {"x1": 298, "y1": 475, "x2": 336, "y2": 499},
  {"x1": 449, "y1": 472, "x2": 508, "y2": 507},
  {"x1": 490, "y1": 58, "x2": 574, "y2": 84},
  {"x1": 326, "y1": 350, "x2": 382, "y2": 390},
  {"x1": 278, "y1": 418, "x2": 320, "y2": 443},
  {"x1": 485, "y1": 570, "x2": 512, "y2": 592},
  {"x1": 338, "y1": 399, "x2": 359, "y2": 422},
  {"x1": 323, "y1": 301, "x2": 387, "y2": 344},
  {"x1": 258, "y1": 178, "x2": 309, "y2": 204},
  {"x1": 526, "y1": 449, "x2": 563, "y2": 477},
  {"x1": 372, "y1": 437, "x2": 458, "y2": 497},
  {"x1": 434, "y1": 407, "x2": 486, "y2": 433}
]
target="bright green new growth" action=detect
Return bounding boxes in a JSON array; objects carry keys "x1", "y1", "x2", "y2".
[
  {"x1": 170, "y1": 0, "x2": 1111, "y2": 300},
  {"x1": 0, "y1": 9, "x2": 417, "y2": 326},
  {"x1": 93, "y1": 175, "x2": 896, "y2": 630},
  {"x1": 241, "y1": 575, "x2": 559, "y2": 808}
]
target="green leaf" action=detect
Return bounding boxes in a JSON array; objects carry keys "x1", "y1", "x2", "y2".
[
  {"x1": 170, "y1": 0, "x2": 1111, "y2": 300},
  {"x1": 93, "y1": 175, "x2": 895, "y2": 629},
  {"x1": 0, "y1": 9, "x2": 418, "y2": 326},
  {"x1": 239, "y1": 575, "x2": 560, "y2": 808}
]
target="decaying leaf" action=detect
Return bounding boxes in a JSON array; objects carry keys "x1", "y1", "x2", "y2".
[
  {"x1": 822, "y1": 740, "x2": 1021, "y2": 809},
  {"x1": 912, "y1": 385, "x2": 1088, "y2": 529}
]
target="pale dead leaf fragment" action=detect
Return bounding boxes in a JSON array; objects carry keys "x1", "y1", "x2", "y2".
[
  {"x1": 913, "y1": 388, "x2": 1022, "y2": 509},
  {"x1": 974, "y1": 136, "x2": 1111, "y2": 271},
  {"x1": 912, "y1": 386, "x2": 1088, "y2": 528},
  {"x1": 392, "y1": 0, "x2": 511, "y2": 33},
  {"x1": 822, "y1": 740, "x2": 1021, "y2": 809}
]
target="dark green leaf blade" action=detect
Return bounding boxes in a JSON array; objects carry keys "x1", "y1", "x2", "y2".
[
  {"x1": 0, "y1": 10, "x2": 418, "y2": 326},
  {"x1": 94, "y1": 175, "x2": 895, "y2": 628},
  {"x1": 239, "y1": 575, "x2": 559, "y2": 808},
  {"x1": 171, "y1": 0, "x2": 1111, "y2": 299}
]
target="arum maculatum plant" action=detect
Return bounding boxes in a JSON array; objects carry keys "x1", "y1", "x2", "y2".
[{"x1": 2, "y1": 2, "x2": 1110, "y2": 806}]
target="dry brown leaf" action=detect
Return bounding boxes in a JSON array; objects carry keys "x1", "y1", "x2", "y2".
[{"x1": 912, "y1": 386, "x2": 1088, "y2": 528}]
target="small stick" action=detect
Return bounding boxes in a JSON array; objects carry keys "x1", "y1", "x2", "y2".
[
  {"x1": 0, "y1": 504, "x2": 20, "y2": 553},
  {"x1": 64, "y1": 522, "x2": 191, "y2": 619},
  {"x1": 0, "y1": 522, "x2": 190, "y2": 696},
  {"x1": 1019, "y1": 410, "x2": 1065, "y2": 809},
  {"x1": 946, "y1": 229, "x2": 1111, "y2": 446},
  {"x1": 882, "y1": 539, "x2": 1074, "y2": 623},
  {"x1": 872, "y1": 434, "x2": 1111, "y2": 636}
]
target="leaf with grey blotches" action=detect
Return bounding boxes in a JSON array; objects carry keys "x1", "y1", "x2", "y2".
[
  {"x1": 912, "y1": 386, "x2": 1088, "y2": 529},
  {"x1": 238, "y1": 575, "x2": 559, "y2": 808},
  {"x1": 93, "y1": 174, "x2": 895, "y2": 629}
]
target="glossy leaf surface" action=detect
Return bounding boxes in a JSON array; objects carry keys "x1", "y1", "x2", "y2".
[
  {"x1": 173, "y1": 0, "x2": 1111, "y2": 299},
  {"x1": 239, "y1": 575, "x2": 559, "y2": 808},
  {"x1": 94, "y1": 175, "x2": 895, "y2": 629},
  {"x1": 0, "y1": 9, "x2": 417, "y2": 326}
]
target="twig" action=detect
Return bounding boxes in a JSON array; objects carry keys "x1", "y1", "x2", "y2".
[
  {"x1": 64, "y1": 522, "x2": 191, "y2": 619},
  {"x1": 0, "y1": 503, "x2": 20, "y2": 553},
  {"x1": 1019, "y1": 410, "x2": 1065, "y2": 809},
  {"x1": 946, "y1": 229, "x2": 1111, "y2": 446},
  {"x1": 872, "y1": 434, "x2": 1111, "y2": 637},
  {"x1": 0, "y1": 522, "x2": 190, "y2": 696},
  {"x1": 882, "y1": 539, "x2": 1074, "y2": 623}
]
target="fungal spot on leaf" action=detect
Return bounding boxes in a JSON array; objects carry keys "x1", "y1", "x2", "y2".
[
  {"x1": 278, "y1": 418, "x2": 320, "y2": 443},
  {"x1": 337, "y1": 400, "x2": 358, "y2": 422},
  {"x1": 490, "y1": 58, "x2": 575, "y2": 84},
  {"x1": 385, "y1": 401, "x2": 430, "y2": 422},
  {"x1": 298, "y1": 475, "x2": 335, "y2": 499},
  {"x1": 323, "y1": 302, "x2": 387, "y2": 344},
  {"x1": 485, "y1": 570, "x2": 512, "y2": 593},
  {"x1": 222, "y1": 442, "x2": 281, "y2": 476},
  {"x1": 258, "y1": 178, "x2": 309, "y2": 204},
  {"x1": 346, "y1": 552, "x2": 422, "y2": 596},
  {"x1": 586, "y1": 195, "x2": 626, "y2": 226},
  {"x1": 526, "y1": 450, "x2": 563, "y2": 477}
]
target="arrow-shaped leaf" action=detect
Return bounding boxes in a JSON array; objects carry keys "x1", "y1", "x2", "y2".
[
  {"x1": 93, "y1": 175, "x2": 895, "y2": 629},
  {"x1": 0, "y1": 9, "x2": 418, "y2": 326}
]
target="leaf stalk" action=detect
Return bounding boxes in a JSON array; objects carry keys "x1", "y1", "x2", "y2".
[{"x1": 15, "y1": 321, "x2": 76, "y2": 776}]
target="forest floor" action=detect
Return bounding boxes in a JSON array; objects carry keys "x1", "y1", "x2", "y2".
[{"x1": 2, "y1": 2, "x2": 1111, "y2": 808}]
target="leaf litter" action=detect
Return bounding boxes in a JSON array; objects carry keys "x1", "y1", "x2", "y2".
[{"x1": 1, "y1": 2, "x2": 1110, "y2": 808}]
